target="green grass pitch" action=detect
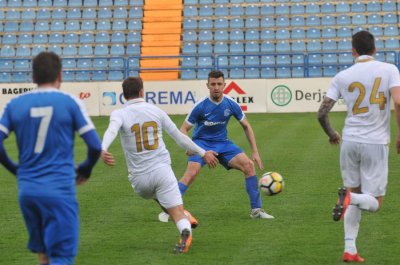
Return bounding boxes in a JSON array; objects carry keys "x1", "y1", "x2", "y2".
[{"x1": 1, "y1": 112, "x2": 400, "y2": 265}]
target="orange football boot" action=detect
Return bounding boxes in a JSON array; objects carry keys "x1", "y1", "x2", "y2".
[
  {"x1": 343, "y1": 252, "x2": 365, "y2": 262},
  {"x1": 184, "y1": 209, "x2": 199, "y2": 229},
  {"x1": 174, "y1": 229, "x2": 192, "y2": 254},
  {"x1": 333, "y1": 187, "x2": 350, "y2": 221}
]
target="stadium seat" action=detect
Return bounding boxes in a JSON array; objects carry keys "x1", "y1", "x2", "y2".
[
  {"x1": 183, "y1": 19, "x2": 197, "y2": 30},
  {"x1": 323, "y1": 66, "x2": 337, "y2": 77},
  {"x1": 368, "y1": 14, "x2": 382, "y2": 25},
  {"x1": 95, "y1": 32, "x2": 110, "y2": 43},
  {"x1": 385, "y1": 38, "x2": 399, "y2": 49},
  {"x1": 245, "y1": 18, "x2": 259, "y2": 28},
  {"x1": 276, "y1": 67, "x2": 291, "y2": 78},
  {"x1": 99, "y1": 0, "x2": 113, "y2": 6},
  {"x1": 261, "y1": 17, "x2": 274, "y2": 28},
  {"x1": 76, "y1": 71, "x2": 91, "y2": 81},
  {"x1": 52, "y1": 8, "x2": 66, "y2": 19},
  {"x1": 292, "y1": 54, "x2": 305, "y2": 65},
  {"x1": 336, "y1": 2, "x2": 350, "y2": 13},
  {"x1": 198, "y1": 30, "x2": 212, "y2": 41},
  {"x1": 50, "y1": 20, "x2": 64, "y2": 31},
  {"x1": 63, "y1": 44, "x2": 78, "y2": 56},
  {"x1": 82, "y1": 20, "x2": 95, "y2": 31},
  {"x1": 53, "y1": 0, "x2": 67, "y2": 6},
  {"x1": 306, "y1": 40, "x2": 321, "y2": 52},
  {"x1": 291, "y1": 3, "x2": 304, "y2": 14},
  {"x1": 275, "y1": 29, "x2": 290, "y2": 40},
  {"x1": 214, "y1": 30, "x2": 228, "y2": 41},
  {"x1": 65, "y1": 33, "x2": 79, "y2": 44},
  {"x1": 306, "y1": 28, "x2": 320, "y2": 39},
  {"x1": 94, "y1": 44, "x2": 109, "y2": 56},
  {"x1": 181, "y1": 70, "x2": 196, "y2": 80},
  {"x1": 66, "y1": 20, "x2": 80, "y2": 31},
  {"x1": 18, "y1": 34, "x2": 33, "y2": 44},
  {"x1": 291, "y1": 28, "x2": 305, "y2": 39},
  {"x1": 230, "y1": 18, "x2": 243, "y2": 29},
  {"x1": 127, "y1": 32, "x2": 141, "y2": 43},
  {"x1": 308, "y1": 53, "x2": 322, "y2": 65},
  {"x1": 84, "y1": 0, "x2": 97, "y2": 6},
  {"x1": 230, "y1": 4, "x2": 244, "y2": 16},
  {"x1": 260, "y1": 4, "x2": 274, "y2": 15},
  {"x1": 215, "y1": 5, "x2": 228, "y2": 16},
  {"x1": 69, "y1": 0, "x2": 82, "y2": 7},
  {"x1": 63, "y1": 71, "x2": 75, "y2": 81},
  {"x1": 113, "y1": 20, "x2": 127, "y2": 31},
  {"x1": 305, "y1": 3, "x2": 319, "y2": 14},
  {"x1": 230, "y1": 68, "x2": 244, "y2": 79},
  {"x1": 93, "y1": 58, "x2": 108, "y2": 69},
  {"x1": 322, "y1": 53, "x2": 337, "y2": 64},
  {"x1": 322, "y1": 40, "x2": 337, "y2": 51},
  {"x1": 276, "y1": 41, "x2": 290, "y2": 53},
  {"x1": 110, "y1": 44, "x2": 125, "y2": 56},
  {"x1": 276, "y1": 55, "x2": 290, "y2": 65},
  {"x1": 245, "y1": 41, "x2": 259, "y2": 53},
  {"x1": 214, "y1": 18, "x2": 228, "y2": 29},
  {"x1": 276, "y1": 16, "x2": 290, "y2": 27},
  {"x1": 230, "y1": 41, "x2": 244, "y2": 53},
  {"x1": 246, "y1": 5, "x2": 259, "y2": 15},
  {"x1": 38, "y1": 0, "x2": 51, "y2": 6},
  {"x1": 79, "y1": 45, "x2": 93, "y2": 56},
  {"x1": 337, "y1": 15, "x2": 351, "y2": 25},
  {"x1": 199, "y1": 5, "x2": 213, "y2": 16},
  {"x1": 321, "y1": 15, "x2": 335, "y2": 26},
  {"x1": 92, "y1": 70, "x2": 107, "y2": 81},
  {"x1": 98, "y1": 7, "x2": 112, "y2": 19},
  {"x1": 111, "y1": 32, "x2": 126, "y2": 43},
  {"x1": 182, "y1": 42, "x2": 196, "y2": 54},
  {"x1": 63, "y1": 58, "x2": 77, "y2": 69},
  {"x1": 292, "y1": 66, "x2": 305, "y2": 78},
  {"x1": 198, "y1": 42, "x2": 212, "y2": 54},
  {"x1": 4, "y1": 22, "x2": 18, "y2": 32},
  {"x1": 67, "y1": 8, "x2": 81, "y2": 19},
  {"x1": 1, "y1": 45, "x2": 16, "y2": 57},
  {"x1": 291, "y1": 40, "x2": 306, "y2": 52},
  {"x1": 306, "y1": 16, "x2": 320, "y2": 26},
  {"x1": 182, "y1": 57, "x2": 196, "y2": 68},
  {"x1": 245, "y1": 68, "x2": 259, "y2": 79},
  {"x1": 337, "y1": 27, "x2": 352, "y2": 38},
  {"x1": 0, "y1": 60, "x2": 13, "y2": 70},
  {"x1": 230, "y1": 30, "x2": 244, "y2": 41},
  {"x1": 322, "y1": 28, "x2": 336, "y2": 38},
  {"x1": 2, "y1": 34, "x2": 17, "y2": 45},
  {"x1": 338, "y1": 53, "x2": 353, "y2": 64},
  {"x1": 184, "y1": 6, "x2": 197, "y2": 17},
  {"x1": 20, "y1": 22, "x2": 34, "y2": 32},
  {"x1": 34, "y1": 33, "x2": 48, "y2": 44},
  {"x1": 183, "y1": 31, "x2": 196, "y2": 42},
  {"x1": 321, "y1": 3, "x2": 334, "y2": 13},
  {"x1": 383, "y1": 13, "x2": 397, "y2": 24},
  {"x1": 114, "y1": 7, "x2": 128, "y2": 19},
  {"x1": 21, "y1": 9, "x2": 35, "y2": 20},
  {"x1": 49, "y1": 33, "x2": 63, "y2": 44},
  {"x1": 77, "y1": 58, "x2": 92, "y2": 69},
  {"x1": 37, "y1": 8, "x2": 51, "y2": 19},
  {"x1": 16, "y1": 46, "x2": 31, "y2": 57},
  {"x1": 352, "y1": 14, "x2": 366, "y2": 25},
  {"x1": 309, "y1": 66, "x2": 322, "y2": 77},
  {"x1": 384, "y1": 26, "x2": 399, "y2": 37},
  {"x1": 275, "y1": 4, "x2": 289, "y2": 15},
  {"x1": 47, "y1": 44, "x2": 62, "y2": 55},
  {"x1": 97, "y1": 20, "x2": 111, "y2": 31},
  {"x1": 214, "y1": 41, "x2": 228, "y2": 54},
  {"x1": 13, "y1": 72, "x2": 30, "y2": 83},
  {"x1": 261, "y1": 41, "x2": 275, "y2": 53},
  {"x1": 338, "y1": 39, "x2": 351, "y2": 51},
  {"x1": 245, "y1": 30, "x2": 259, "y2": 41},
  {"x1": 369, "y1": 26, "x2": 383, "y2": 37},
  {"x1": 386, "y1": 52, "x2": 396, "y2": 64},
  {"x1": 382, "y1": 1, "x2": 396, "y2": 12},
  {"x1": 31, "y1": 45, "x2": 46, "y2": 56},
  {"x1": 260, "y1": 67, "x2": 275, "y2": 79},
  {"x1": 108, "y1": 71, "x2": 124, "y2": 81},
  {"x1": 367, "y1": 1, "x2": 381, "y2": 12},
  {"x1": 351, "y1": 2, "x2": 366, "y2": 12},
  {"x1": 199, "y1": 18, "x2": 213, "y2": 29},
  {"x1": 128, "y1": 20, "x2": 142, "y2": 31},
  {"x1": 261, "y1": 55, "x2": 275, "y2": 66},
  {"x1": 130, "y1": 0, "x2": 143, "y2": 5},
  {"x1": 8, "y1": 0, "x2": 21, "y2": 6},
  {"x1": 217, "y1": 56, "x2": 228, "y2": 67},
  {"x1": 129, "y1": 7, "x2": 143, "y2": 18},
  {"x1": 230, "y1": 56, "x2": 244, "y2": 67}
]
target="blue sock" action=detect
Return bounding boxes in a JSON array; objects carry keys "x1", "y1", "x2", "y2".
[
  {"x1": 245, "y1": 176, "x2": 262, "y2": 209},
  {"x1": 178, "y1": 182, "x2": 188, "y2": 196}
]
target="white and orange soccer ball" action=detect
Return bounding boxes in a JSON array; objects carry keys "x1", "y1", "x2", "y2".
[{"x1": 259, "y1": 172, "x2": 285, "y2": 196}]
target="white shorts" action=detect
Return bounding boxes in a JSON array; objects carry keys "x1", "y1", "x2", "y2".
[
  {"x1": 127, "y1": 165, "x2": 183, "y2": 209},
  {"x1": 340, "y1": 140, "x2": 388, "y2": 197}
]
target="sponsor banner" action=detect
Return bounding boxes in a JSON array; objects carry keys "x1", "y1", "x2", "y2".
[
  {"x1": 0, "y1": 83, "x2": 36, "y2": 116},
  {"x1": 61, "y1": 83, "x2": 100, "y2": 116},
  {"x1": 266, "y1": 78, "x2": 347, "y2": 113}
]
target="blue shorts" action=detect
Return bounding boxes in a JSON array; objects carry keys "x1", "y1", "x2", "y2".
[
  {"x1": 19, "y1": 196, "x2": 79, "y2": 260},
  {"x1": 189, "y1": 139, "x2": 243, "y2": 169}
]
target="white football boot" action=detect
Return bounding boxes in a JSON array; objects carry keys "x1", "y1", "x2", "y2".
[{"x1": 250, "y1": 208, "x2": 274, "y2": 219}]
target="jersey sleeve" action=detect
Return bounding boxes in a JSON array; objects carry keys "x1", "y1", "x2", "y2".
[
  {"x1": 0, "y1": 101, "x2": 13, "y2": 136},
  {"x1": 230, "y1": 99, "x2": 245, "y2": 121},
  {"x1": 70, "y1": 97, "x2": 95, "y2": 136},
  {"x1": 102, "y1": 110, "x2": 123, "y2": 151},
  {"x1": 185, "y1": 103, "x2": 201, "y2": 126},
  {"x1": 389, "y1": 65, "x2": 400, "y2": 89},
  {"x1": 326, "y1": 75, "x2": 341, "y2": 101}
]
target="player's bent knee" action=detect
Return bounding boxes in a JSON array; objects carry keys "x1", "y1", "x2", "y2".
[{"x1": 241, "y1": 159, "x2": 255, "y2": 176}]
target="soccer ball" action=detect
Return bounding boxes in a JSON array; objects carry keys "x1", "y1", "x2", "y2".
[{"x1": 259, "y1": 172, "x2": 284, "y2": 196}]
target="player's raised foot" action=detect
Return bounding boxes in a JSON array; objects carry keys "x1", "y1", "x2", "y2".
[
  {"x1": 174, "y1": 229, "x2": 192, "y2": 254},
  {"x1": 184, "y1": 209, "x2": 199, "y2": 229},
  {"x1": 250, "y1": 208, "x2": 274, "y2": 219},
  {"x1": 158, "y1": 211, "x2": 170, "y2": 223},
  {"x1": 333, "y1": 187, "x2": 350, "y2": 221},
  {"x1": 342, "y1": 252, "x2": 365, "y2": 263}
]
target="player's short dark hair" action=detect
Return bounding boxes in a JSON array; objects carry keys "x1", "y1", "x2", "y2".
[
  {"x1": 122, "y1": 77, "x2": 143, "y2": 99},
  {"x1": 208, "y1": 70, "x2": 225, "y2": 81},
  {"x1": 352, "y1": 30, "x2": 375, "y2": 56},
  {"x1": 32, "y1": 51, "x2": 62, "y2": 85}
]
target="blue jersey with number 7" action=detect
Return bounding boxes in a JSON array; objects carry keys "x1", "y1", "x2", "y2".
[{"x1": 0, "y1": 89, "x2": 95, "y2": 197}]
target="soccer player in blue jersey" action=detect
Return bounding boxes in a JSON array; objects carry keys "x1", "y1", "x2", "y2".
[
  {"x1": 159, "y1": 70, "x2": 273, "y2": 222},
  {"x1": 0, "y1": 52, "x2": 102, "y2": 265}
]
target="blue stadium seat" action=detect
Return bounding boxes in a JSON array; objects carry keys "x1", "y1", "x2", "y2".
[
  {"x1": 386, "y1": 52, "x2": 396, "y2": 64},
  {"x1": 181, "y1": 70, "x2": 196, "y2": 80},
  {"x1": 98, "y1": 7, "x2": 112, "y2": 18},
  {"x1": 97, "y1": 20, "x2": 111, "y2": 31},
  {"x1": 245, "y1": 18, "x2": 259, "y2": 28},
  {"x1": 128, "y1": 20, "x2": 142, "y2": 30},
  {"x1": 130, "y1": 0, "x2": 143, "y2": 5},
  {"x1": 292, "y1": 28, "x2": 305, "y2": 39},
  {"x1": 245, "y1": 68, "x2": 259, "y2": 79},
  {"x1": 127, "y1": 32, "x2": 141, "y2": 43},
  {"x1": 215, "y1": 5, "x2": 228, "y2": 16},
  {"x1": 79, "y1": 45, "x2": 93, "y2": 56},
  {"x1": 276, "y1": 16, "x2": 290, "y2": 27},
  {"x1": 199, "y1": 18, "x2": 213, "y2": 29},
  {"x1": 31, "y1": 45, "x2": 46, "y2": 56},
  {"x1": 13, "y1": 72, "x2": 30, "y2": 83},
  {"x1": 63, "y1": 44, "x2": 78, "y2": 56},
  {"x1": 352, "y1": 14, "x2": 366, "y2": 25},
  {"x1": 382, "y1": 1, "x2": 396, "y2": 12},
  {"x1": 63, "y1": 58, "x2": 77, "y2": 69},
  {"x1": 321, "y1": 3, "x2": 334, "y2": 13},
  {"x1": 353, "y1": 26, "x2": 365, "y2": 34},
  {"x1": 182, "y1": 57, "x2": 196, "y2": 68},
  {"x1": 129, "y1": 7, "x2": 143, "y2": 18},
  {"x1": 276, "y1": 40, "x2": 291, "y2": 53},
  {"x1": 322, "y1": 40, "x2": 337, "y2": 51},
  {"x1": 351, "y1": 2, "x2": 366, "y2": 12},
  {"x1": 305, "y1": 3, "x2": 319, "y2": 14},
  {"x1": 50, "y1": 20, "x2": 64, "y2": 31},
  {"x1": 95, "y1": 32, "x2": 109, "y2": 43},
  {"x1": 6, "y1": 9, "x2": 20, "y2": 20},
  {"x1": 47, "y1": 44, "x2": 62, "y2": 55},
  {"x1": 63, "y1": 71, "x2": 75, "y2": 81},
  {"x1": 21, "y1": 8, "x2": 35, "y2": 20},
  {"x1": 336, "y1": 2, "x2": 350, "y2": 13},
  {"x1": 198, "y1": 30, "x2": 212, "y2": 41},
  {"x1": 276, "y1": 29, "x2": 290, "y2": 40},
  {"x1": 338, "y1": 53, "x2": 353, "y2": 64},
  {"x1": 0, "y1": 72, "x2": 12, "y2": 83},
  {"x1": 76, "y1": 71, "x2": 91, "y2": 81},
  {"x1": 261, "y1": 55, "x2": 275, "y2": 66},
  {"x1": 53, "y1": 0, "x2": 67, "y2": 6},
  {"x1": 182, "y1": 42, "x2": 196, "y2": 54},
  {"x1": 2, "y1": 34, "x2": 17, "y2": 45},
  {"x1": 308, "y1": 53, "x2": 321, "y2": 64},
  {"x1": 230, "y1": 41, "x2": 244, "y2": 53},
  {"x1": 19, "y1": 34, "x2": 33, "y2": 44},
  {"x1": 337, "y1": 27, "x2": 352, "y2": 38},
  {"x1": 110, "y1": 44, "x2": 125, "y2": 56},
  {"x1": 84, "y1": 0, "x2": 97, "y2": 6},
  {"x1": 230, "y1": 56, "x2": 244, "y2": 67},
  {"x1": 199, "y1": 5, "x2": 213, "y2": 16},
  {"x1": 67, "y1": 8, "x2": 81, "y2": 19},
  {"x1": 384, "y1": 26, "x2": 399, "y2": 37},
  {"x1": 230, "y1": 30, "x2": 244, "y2": 41},
  {"x1": 338, "y1": 39, "x2": 351, "y2": 51},
  {"x1": 214, "y1": 30, "x2": 228, "y2": 41},
  {"x1": 230, "y1": 68, "x2": 244, "y2": 79},
  {"x1": 109, "y1": 58, "x2": 124, "y2": 70},
  {"x1": 246, "y1": 5, "x2": 259, "y2": 15},
  {"x1": 306, "y1": 40, "x2": 321, "y2": 52},
  {"x1": 113, "y1": 20, "x2": 127, "y2": 31},
  {"x1": 305, "y1": 16, "x2": 320, "y2": 26},
  {"x1": 198, "y1": 56, "x2": 212, "y2": 67},
  {"x1": 20, "y1": 22, "x2": 34, "y2": 32},
  {"x1": 49, "y1": 33, "x2": 63, "y2": 44},
  {"x1": 69, "y1": 0, "x2": 82, "y2": 7},
  {"x1": 111, "y1": 32, "x2": 125, "y2": 43},
  {"x1": 290, "y1": 16, "x2": 305, "y2": 27},
  {"x1": 198, "y1": 42, "x2": 212, "y2": 54},
  {"x1": 230, "y1": 4, "x2": 244, "y2": 16},
  {"x1": 322, "y1": 53, "x2": 337, "y2": 64},
  {"x1": 99, "y1": 0, "x2": 112, "y2": 6},
  {"x1": 368, "y1": 14, "x2": 382, "y2": 25},
  {"x1": 261, "y1": 17, "x2": 275, "y2": 28},
  {"x1": 93, "y1": 58, "x2": 108, "y2": 69},
  {"x1": 184, "y1": 6, "x2": 197, "y2": 17},
  {"x1": 214, "y1": 18, "x2": 228, "y2": 29},
  {"x1": 114, "y1": 7, "x2": 128, "y2": 18},
  {"x1": 197, "y1": 69, "x2": 210, "y2": 80},
  {"x1": 276, "y1": 55, "x2": 290, "y2": 65},
  {"x1": 1, "y1": 45, "x2": 16, "y2": 57},
  {"x1": 92, "y1": 70, "x2": 107, "y2": 81},
  {"x1": 230, "y1": 18, "x2": 243, "y2": 29},
  {"x1": 275, "y1": 4, "x2": 289, "y2": 15},
  {"x1": 306, "y1": 28, "x2": 320, "y2": 39},
  {"x1": 291, "y1": 3, "x2": 304, "y2": 14},
  {"x1": 369, "y1": 26, "x2": 383, "y2": 37},
  {"x1": 0, "y1": 60, "x2": 13, "y2": 70},
  {"x1": 34, "y1": 33, "x2": 47, "y2": 44},
  {"x1": 385, "y1": 38, "x2": 399, "y2": 49},
  {"x1": 337, "y1": 15, "x2": 351, "y2": 25},
  {"x1": 38, "y1": 0, "x2": 51, "y2": 6},
  {"x1": 199, "y1": 0, "x2": 213, "y2": 4},
  {"x1": 292, "y1": 54, "x2": 305, "y2": 64},
  {"x1": 66, "y1": 20, "x2": 80, "y2": 31},
  {"x1": 183, "y1": 30, "x2": 196, "y2": 42},
  {"x1": 4, "y1": 22, "x2": 18, "y2": 32},
  {"x1": 367, "y1": 1, "x2": 381, "y2": 12},
  {"x1": 8, "y1": 0, "x2": 21, "y2": 6},
  {"x1": 65, "y1": 33, "x2": 79, "y2": 44},
  {"x1": 309, "y1": 66, "x2": 322, "y2": 77},
  {"x1": 383, "y1": 13, "x2": 397, "y2": 24},
  {"x1": 291, "y1": 40, "x2": 306, "y2": 52},
  {"x1": 245, "y1": 41, "x2": 259, "y2": 53},
  {"x1": 52, "y1": 8, "x2": 66, "y2": 19},
  {"x1": 126, "y1": 44, "x2": 140, "y2": 55},
  {"x1": 323, "y1": 66, "x2": 337, "y2": 77},
  {"x1": 245, "y1": 30, "x2": 259, "y2": 41},
  {"x1": 81, "y1": 20, "x2": 95, "y2": 31},
  {"x1": 321, "y1": 15, "x2": 335, "y2": 26},
  {"x1": 183, "y1": 19, "x2": 197, "y2": 30},
  {"x1": 322, "y1": 28, "x2": 336, "y2": 38},
  {"x1": 374, "y1": 52, "x2": 385, "y2": 62},
  {"x1": 292, "y1": 66, "x2": 305, "y2": 78},
  {"x1": 16, "y1": 46, "x2": 31, "y2": 57},
  {"x1": 276, "y1": 67, "x2": 291, "y2": 78},
  {"x1": 94, "y1": 44, "x2": 109, "y2": 56},
  {"x1": 260, "y1": 67, "x2": 275, "y2": 79},
  {"x1": 37, "y1": 8, "x2": 51, "y2": 19},
  {"x1": 260, "y1": 4, "x2": 274, "y2": 15},
  {"x1": 261, "y1": 41, "x2": 275, "y2": 53},
  {"x1": 217, "y1": 56, "x2": 228, "y2": 67}
]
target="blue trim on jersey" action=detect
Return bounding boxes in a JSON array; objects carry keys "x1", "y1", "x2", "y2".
[
  {"x1": 186, "y1": 96, "x2": 244, "y2": 141},
  {"x1": 188, "y1": 139, "x2": 242, "y2": 169}
]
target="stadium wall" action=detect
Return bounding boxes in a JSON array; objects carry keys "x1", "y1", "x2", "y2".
[{"x1": 0, "y1": 78, "x2": 347, "y2": 116}]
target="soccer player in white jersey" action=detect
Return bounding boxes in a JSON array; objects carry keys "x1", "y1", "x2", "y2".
[
  {"x1": 159, "y1": 70, "x2": 273, "y2": 223},
  {"x1": 318, "y1": 30, "x2": 400, "y2": 263},
  {"x1": 101, "y1": 77, "x2": 218, "y2": 254},
  {"x1": 0, "y1": 52, "x2": 102, "y2": 265}
]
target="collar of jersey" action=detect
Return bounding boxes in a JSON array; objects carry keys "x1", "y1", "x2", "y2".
[
  {"x1": 355, "y1": 55, "x2": 374, "y2": 63},
  {"x1": 126, "y1": 98, "x2": 145, "y2": 105},
  {"x1": 208, "y1": 95, "x2": 224, "y2": 105}
]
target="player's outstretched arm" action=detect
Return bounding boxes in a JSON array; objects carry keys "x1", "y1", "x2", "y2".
[
  {"x1": 239, "y1": 118, "x2": 264, "y2": 170},
  {"x1": 317, "y1": 97, "x2": 341, "y2": 145},
  {"x1": 0, "y1": 132, "x2": 17, "y2": 175},
  {"x1": 101, "y1": 150, "x2": 115, "y2": 166},
  {"x1": 76, "y1": 130, "x2": 102, "y2": 185},
  {"x1": 392, "y1": 87, "x2": 400, "y2": 154}
]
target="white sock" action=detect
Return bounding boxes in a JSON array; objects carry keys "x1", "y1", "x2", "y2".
[
  {"x1": 350, "y1": 193, "x2": 379, "y2": 212},
  {"x1": 344, "y1": 205, "x2": 361, "y2": 254},
  {"x1": 176, "y1": 218, "x2": 192, "y2": 234}
]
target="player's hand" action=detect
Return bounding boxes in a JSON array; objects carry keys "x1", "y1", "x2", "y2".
[
  {"x1": 101, "y1": 150, "x2": 115, "y2": 166},
  {"x1": 75, "y1": 167, "x2": 90, "y2": 185},
  {"x1": 252, "y1": 152, "x2": 264, "y2": 170},
  {"x1": 203, "y1": 150, "x2": 219, "y2": 168},
  {"x1": 329, "y1": 131, "x2": 341, "y2": 145}
]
